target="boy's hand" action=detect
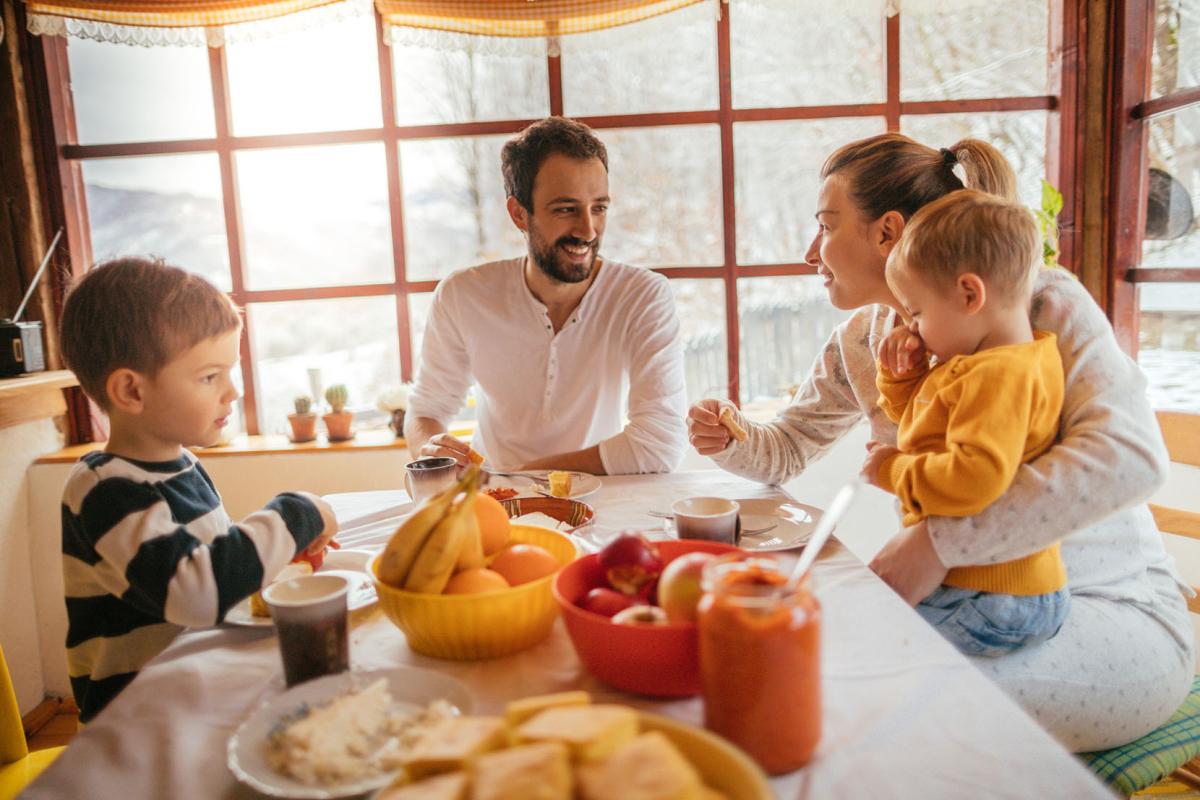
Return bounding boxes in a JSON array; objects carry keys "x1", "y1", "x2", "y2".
[
  {"x1": 861, "y1": 440, "x2": 900, "y2": 487},
  {"x1": 878, "y1": 323, "x2": 926, "y2": 375},
  {"x1": 296, "y1": 491, "x2": 338, "y2": 555}
]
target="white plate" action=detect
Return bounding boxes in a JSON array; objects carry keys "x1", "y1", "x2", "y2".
[
  {"x1": 488, "y1": 471, "x2": 601, "y2": 500},
  {"x1": 734, "y1": 499, "x2": 824, "y2": 552},
  {"x1": 224, "y1": 549, "x2": 378, "y2": 627},
  {"x1": 227, "y1": 667, "x2": 473, "y2": 799}
]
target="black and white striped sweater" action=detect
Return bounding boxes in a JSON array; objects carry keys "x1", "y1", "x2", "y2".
[{"x1": 61, "y1": 450, "x2": 322, "y2": 722}]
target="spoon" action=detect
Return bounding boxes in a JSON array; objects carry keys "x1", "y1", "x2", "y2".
[{"x1": 782, "y1": 478, "x2": 863, "y2": 594}]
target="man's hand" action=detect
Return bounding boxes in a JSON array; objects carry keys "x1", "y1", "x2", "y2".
[
  {"x1": 686, "y1": 399, "x2": 736, "y2": 456},
  {"x1": 296, "y1": 491, "x2": 339, "y2": 555},
  {"x1": 867, "y1": 519, "x2": 948, "y2": 605},
  {"x1": 878, "y1": 322, "x2": 926, "y2": 376},
  {"x1": 861, "y1": 440, "x2": 900, "y2": 487},
  {"x1": 420, "y1": 433, "x2": 473, "y2": 467}
]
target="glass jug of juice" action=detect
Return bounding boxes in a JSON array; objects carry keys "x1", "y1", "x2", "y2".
[{"x1": 697, "y1": 555, "x2": 821, "y2": 774}]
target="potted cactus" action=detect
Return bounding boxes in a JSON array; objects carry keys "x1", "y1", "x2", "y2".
[
  {"x1": 323, "y1": 384, "x2": 354, "y2": 442},
  {"x1": 288, "y1": 395, "x2": 317, "y2": 443}
]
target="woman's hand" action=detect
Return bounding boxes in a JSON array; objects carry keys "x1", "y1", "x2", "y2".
[
  {"x1": 867, "y1": 519, "x2": 948, "y2": 605},
  {"x1": 878, "y1": 322, "x2": 926, "y2": 375},
  {"x1": 687, "y1": 399, "x2": 735, "y2": 456},
  {"x1": 861, "y1": 440, "x2": 899, "y2": 487}
]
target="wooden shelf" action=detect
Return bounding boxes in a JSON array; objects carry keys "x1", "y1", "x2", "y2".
[{"x1": 0, "y1": 370, "x2": 76, "y2": 431}]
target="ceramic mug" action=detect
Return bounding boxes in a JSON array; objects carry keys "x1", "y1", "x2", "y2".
[
  {"x1": 672, "y1": 496, "x2": 741, "y2": 546},
  {"x1": 263, "y1": 573, "x2": 350, "y2": 687},
  {"x1": 404, "y1": 456, "x2": 457, "y2": 503}
]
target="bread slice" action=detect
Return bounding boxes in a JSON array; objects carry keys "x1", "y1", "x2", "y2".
[
  {"x1": 717, "y1": 407, "x2": 748, "y2": 443},
  {"x1": 503, "y1": 691, "x2": 591, "y2": 727},
  {"x1": 469, "y1": 741, "x2": 571, "y2": 800},
  {"x1": 514, "y1": 704, "x2": 638, "y2": 762},
  {"x1": 377, "y1": 771, "x2": 468, "y2": 800},
  {"x1": 576, "y1": 732, "x2": 704, "y2": 800},
  {"x1": 249, "y1": 561, "x2": 313, "y2": 617},
  {"x1": 403, "y1": 717, "x2": 507, "y2": 779}
]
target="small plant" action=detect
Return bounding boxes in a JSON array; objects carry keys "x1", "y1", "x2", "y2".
[
  {"x1": 325, "y1": 384, "x2": 349, "y2": 414},
  {"x1": 293, "y1": 395, "x2": 313, "y2": 416},
  {"x1": 1034, "y1": 179, "x2": 1064, "y2": 268},
  {"x1": 287, "y1": 394, "x2": 317, "y2": 443}
]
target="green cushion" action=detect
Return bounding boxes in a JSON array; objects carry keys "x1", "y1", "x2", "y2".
[{"x1": 1080, "y1": 676, "x2": 1200, "y2": 796}]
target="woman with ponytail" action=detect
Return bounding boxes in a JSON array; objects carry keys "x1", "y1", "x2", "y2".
[{"x1": 687, "y1": 132, "x2": 1193, "y2": 751}]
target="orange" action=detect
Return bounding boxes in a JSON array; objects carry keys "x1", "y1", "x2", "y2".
[
  {"x1": 475, "y1": 493, "x2": 512, "y2": 556},
  {"x1": 489, "y1": 544, "x2": 560, "y2": 587},
  {"x1": 444, "y1": 568, "x2": 510, "y2": 595}
]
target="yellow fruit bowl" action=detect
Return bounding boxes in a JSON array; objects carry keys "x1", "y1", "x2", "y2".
[{"x1": 369, "y1": 525, "x2": 578, "y2": 660}]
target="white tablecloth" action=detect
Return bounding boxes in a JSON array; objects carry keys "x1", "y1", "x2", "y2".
[{"x1": 24, "y1": 471, "x2": 1111, "y2": 799}]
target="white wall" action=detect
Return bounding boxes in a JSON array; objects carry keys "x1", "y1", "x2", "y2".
[{"x1": 0, "y1": 418, "x2": 67, "y2": 715}]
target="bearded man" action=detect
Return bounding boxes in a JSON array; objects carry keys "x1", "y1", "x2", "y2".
[{"x1": 405, "y1": 117, "x2": 687, "y2": 474}]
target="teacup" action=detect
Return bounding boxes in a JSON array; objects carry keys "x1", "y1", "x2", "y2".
[
  {"x1": 404, "y1": 456, "x2": 457, "y2": 503},
  {"x1": 671, "y1": 496, "x2": 741, "y2": 546}
]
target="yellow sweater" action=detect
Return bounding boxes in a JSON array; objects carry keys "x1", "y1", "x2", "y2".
[{"x1": 876, "y1": 331, "x2": 1066, "y2": 595}]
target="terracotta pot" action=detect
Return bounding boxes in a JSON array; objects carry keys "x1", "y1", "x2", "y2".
[
  {"x1": 388, "y1": 409, "x2": 406, "y2": 437},
  {"x1": 323, "y1": 411, "x2": 354, "y2": 442},
  {"x1": 287, "y1": 413, "x2": 317, "y2": 443}
]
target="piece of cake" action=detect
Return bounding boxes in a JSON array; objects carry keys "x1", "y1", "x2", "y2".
[
  {"x1": 514, "y1": 704, "x2": 638, "y2": 762},
  {"x1": 403, "y1": 717, "x2": 508, "y2": 779},
  {"x1": 469, "y1": 741, "x2": 571, "y2": 800},
  {"x1": 717, "y1": 407, "x2": 748, "y2": 443},
  {"x1": 504, "y1": 690, "x2": 591, "y2": 727},
  {"x1": 547, "y1": 471, "x2": 572, "y2": 498},
  {"x1": 576, "y1": 732, "x2": 704, "y2": 800},
  {"x1": 377, "y1": 771, "x2": 469, "y2": 800},
  {"x1": 249, "y1": 561, "x2": 313, "y2": 617}
]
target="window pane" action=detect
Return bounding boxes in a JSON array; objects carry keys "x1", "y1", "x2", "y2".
[
  {"x1": 1138, "y1": 285, "x2": 1200, "y2": 413},
  {"x1": 237, "y1": 143, "x2": 393, "y2": 289},
  {"x1": 731, "y1": 1, "x2": 884, "y2": 108},
  {"x1": 1143, "y1": 107, "x2": 1200, "y2": 267},
  {"x1": 226, "y1": 14, "x2": 381, "y2": 135},
  {"x1": 735, "y1": 117, "x2": 885, "y2": 265},
  {"x1": 562, "y1": 2, "x2": 717, "y2": 116},
  {"x1": 249, "y1": 297, "x2": 400, "y2": 434},
  {"x1": 900, "y1": 1, "x2": 1049, "y2": 101},
  {"x1": 82, "y1": 154, "x2": 231, "y2": 290},
  {"x1": 1153, "y1": 0, "x2": 1200, "y2": 98},
  {"x1": 400, "y1": 136, "x2": 524, "y2": 281},
  {"x1": 738, "y1": 276, "x2": 851, "y2": 407},
  {"x1": 408, "y1": 292, "x2": 478, "y2": 421},
  {"x1": 604, "y1": 125, "x2": 723, "y2": 267},
  {"x1": 67, "y1": 39, "x2": 214, "y2": 144},
  {"x1": 671, "y1": 279, "x2": 728, "y2": 403},
  {"x1": 901, "y1": 112, "x2": 1048, "y2": 208},
  {"x1": 393, "y1": 39, "x2": 548, "y2": 125}
]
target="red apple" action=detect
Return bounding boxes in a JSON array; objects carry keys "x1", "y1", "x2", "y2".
[
  {"x1": 657, "y1": 552, "x2": 717, "y2": 623},
  {"x1": 292, "y1": 538, "x2": 339, "y2": 572},
  {"x1": 578, "y1": 587, "x2": 638, "y2": 618},
  {"x1": 598, "y1": 533, "x2": 664, "y2": 596},
  {"x1": 611, "y1": 605, "x2": 669, "y2": 626}
]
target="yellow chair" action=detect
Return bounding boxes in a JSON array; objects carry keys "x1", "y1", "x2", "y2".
[{"x1": 1, "y1": 645, "x2": 65, "y2": 800}]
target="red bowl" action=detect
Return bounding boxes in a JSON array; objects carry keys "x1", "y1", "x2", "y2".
[{"x1": 552, "y1": 538, "x2": 741, "y2": 697}]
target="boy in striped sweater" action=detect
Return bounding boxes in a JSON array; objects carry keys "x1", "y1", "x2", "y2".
[{"x1": 58, "y1": 258, "x2": 338, "y2": 722}]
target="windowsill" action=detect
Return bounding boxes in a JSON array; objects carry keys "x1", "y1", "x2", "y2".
[
  {"x1": 0, "y1": 370, "x2": 76, "y2": 432},
  {"x1": 35, "y1": 422, "x2": 476, "y2": 465}
]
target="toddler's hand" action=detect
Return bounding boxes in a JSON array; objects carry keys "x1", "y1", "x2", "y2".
[
  {"x1": 878, "y1": 323, "x2": 926, "y2": 375},
  {"x1": 296, "y1": 491, "x2": 339, "y2": 555},
  {"x1": 861, "y1": 441, "x2": 900, "y2": 487}
]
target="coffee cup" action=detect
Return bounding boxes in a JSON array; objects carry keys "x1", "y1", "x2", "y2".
[
  {"x1": 263, "y1": 573, "x2": 350, "y2": 687},
  {"x1": 671, "y1": 496, "x2": 741, "y2": 545},
  {"x1": 404, "y1": 456, "x2": 457, "y2": 503}
]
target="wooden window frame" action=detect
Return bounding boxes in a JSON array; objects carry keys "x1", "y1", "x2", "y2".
[{"x1": 27, "y1": 4, "x2": 1073, "y2": 441}]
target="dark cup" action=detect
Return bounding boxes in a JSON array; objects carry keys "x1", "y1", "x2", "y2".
[
  {"x1": 405, "y1": 456, "x2": 458, "y2": 503},
  {"x1": 263, "y1": 574, "x2": 350, "y2": 687}
]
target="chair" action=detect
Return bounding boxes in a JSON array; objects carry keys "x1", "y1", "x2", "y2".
[
  {"x1": 1080, "y1": 410, "x2": 1200, "y2": 796},
  {"x1": 0, "y1": 645, "x2": 65, "y2": 800}
]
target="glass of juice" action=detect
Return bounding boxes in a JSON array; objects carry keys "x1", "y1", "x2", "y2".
[{"x1": 698, "y1": 554, "x2": 821, "y2": 774}]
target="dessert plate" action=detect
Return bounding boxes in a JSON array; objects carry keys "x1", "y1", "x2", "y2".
[
  {"x1": 487, "y1": 471, "x2": 601, "y2": 500},
  {"x1": 733, "y1": 498, "x2": 823, "y2": 552},
  {"x1": 227, "y1": 667, "x2": 472, "y2": 799},
  {"x1": 224, "y1": 549, "x2": 377, "y2": 627}
]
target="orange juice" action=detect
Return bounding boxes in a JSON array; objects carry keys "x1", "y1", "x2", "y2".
[{"x1": 697, "y1": 556, "x2": 821, "y2": 774}]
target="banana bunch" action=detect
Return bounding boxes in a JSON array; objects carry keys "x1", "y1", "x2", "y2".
[{"x1": 377, "y1": 465, "x2": 485, "y2": 593}]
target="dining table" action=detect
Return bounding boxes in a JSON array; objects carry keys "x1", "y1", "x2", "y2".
[{"x1": 22, "y1": 468, "x2": 1113, "y2": 799}]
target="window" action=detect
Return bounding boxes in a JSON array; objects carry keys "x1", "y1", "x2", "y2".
[
  {"x1": 44, "y1": 3, "x2": 1068, "y2": 437},
  {"x1": 1111, "y1": 1, "x2": 1200, "y2": 413}
]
